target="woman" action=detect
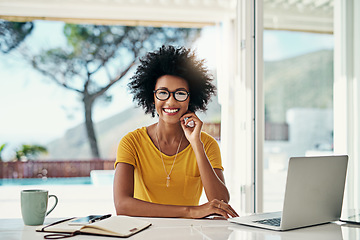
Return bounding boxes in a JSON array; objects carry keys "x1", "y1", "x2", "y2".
[{"x1": 113, "y1": 45, "x2": 238, "y2": 219}]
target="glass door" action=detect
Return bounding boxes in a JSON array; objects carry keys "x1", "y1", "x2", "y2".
[{"x1": 262, "y1": 0, "x2": 334, "y2": 212}]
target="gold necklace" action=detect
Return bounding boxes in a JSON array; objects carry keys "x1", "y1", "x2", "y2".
[{"x1": 155, "y1": 126, "x2": 183, "y2": 187}]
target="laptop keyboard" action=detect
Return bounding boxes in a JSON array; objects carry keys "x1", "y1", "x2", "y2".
[{"x1": 253, "y1": 217, "x2": 281, "y2": 227}]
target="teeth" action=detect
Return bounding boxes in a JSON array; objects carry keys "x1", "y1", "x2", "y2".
[{"x1": 164, "y1": 108, "x2": 179, "y2": 113}]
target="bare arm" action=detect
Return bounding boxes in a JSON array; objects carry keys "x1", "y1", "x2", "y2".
[
  {"x1": 113, "y1": 163, "x2": 237, "y2": 218},
  {"x1": 181, "y1": 113, "x2": 231, "y2": 203},
  {"x1": 191, "y1": 141, "x2": 230, "y2": 202}
]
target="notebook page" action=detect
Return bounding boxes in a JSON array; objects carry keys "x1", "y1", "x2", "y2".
[{"x1": 81, "y1": 215, "x2": 151, "y2": 237}]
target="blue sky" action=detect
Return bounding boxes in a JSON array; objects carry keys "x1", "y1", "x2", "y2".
[
  {"x1": 0, "y1": 20, "x2": 333, "y2": 160},
  {"x1": 263, "y1": 30, "x2": 333, "y2": 61}
]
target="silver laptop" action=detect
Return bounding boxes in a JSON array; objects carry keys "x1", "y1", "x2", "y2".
[
  {"x1": 228, "y1": 155, "x2": 348, "y2": 231},
  {"x1": 340, "y1": 209, "x2": 360, "y2": 224}
]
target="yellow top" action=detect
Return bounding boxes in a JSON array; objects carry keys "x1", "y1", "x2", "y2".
[{"x1": 115, "y1": 127, "x2": 223, "y2": 206}]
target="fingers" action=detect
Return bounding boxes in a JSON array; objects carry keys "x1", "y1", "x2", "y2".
[
  {"x1": 180, "y1": 112, "x2": 201, "y2": 127},
  {"x1": 184, "y1": 117, "x2": 195, "y2": 128},
  {"x1": 218, "y1": 200, "x2": 239, "y2": 218},
  {"x1": 190, "y1": 200, "x2": 239, "y2": 219},
  {"x1": 210, "y1": 199, "x2": 239, "y2": 219},
  {"x1": 181, "y1": 115, "x2": 196, "y2": 127}
]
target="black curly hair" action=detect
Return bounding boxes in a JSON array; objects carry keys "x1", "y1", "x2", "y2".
[{"x1": 128, "y1": 45, "x2": 216, "y2": 117}]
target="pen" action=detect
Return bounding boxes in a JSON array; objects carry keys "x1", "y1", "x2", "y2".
[{"x1": 89, "y1": 214, "x2": 112, "y2": 223}]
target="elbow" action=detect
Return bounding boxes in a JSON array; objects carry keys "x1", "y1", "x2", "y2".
[
  {"x1": 225, "y1": 189, "x2": 231, "y2": 203},
  {"x1": 225, "y1": 188, "x2": 230, "y2": 203},
  {"x1": 218, "y1": 194, "x2": 230, "y2": 204},
  {"x1": 219, "y1": 189, "x2": 231, "y2": 203},
  {"x1": 225, "y1": 193, "x2": 230, "y2": 203}
]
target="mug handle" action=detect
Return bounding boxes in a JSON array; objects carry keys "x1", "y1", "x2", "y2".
[{"x1": 46, "y1": 195, "x2": 58, "y2": 216}]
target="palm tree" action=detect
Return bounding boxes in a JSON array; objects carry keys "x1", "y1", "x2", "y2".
[
  {"x1": 0, "y1": 143, "x2": 6, "y2": 161},
  {"x1": 14, "y1": 144, "x2": 48, "y2": 161}
]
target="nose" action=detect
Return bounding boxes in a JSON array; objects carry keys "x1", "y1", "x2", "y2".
[{"x1": 166, "y1": 93, "x2": 178, "y2": 104}]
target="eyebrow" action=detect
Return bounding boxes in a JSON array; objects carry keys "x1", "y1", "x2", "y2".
[{"x1": 156, "y1": 87, "x2": 189, "y2": 91}]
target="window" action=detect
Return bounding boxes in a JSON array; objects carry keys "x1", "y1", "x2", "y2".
[
  {"x1": 262, "y1": 2, "x2": 334, "y2": 212},
  {"x1": 0, "y1": 20, "x2": 216, "y2": 162}
]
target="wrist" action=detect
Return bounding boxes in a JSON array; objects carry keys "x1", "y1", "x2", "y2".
[{"x1": 190, "y1": 140, "x2": 203, "y2": 151}]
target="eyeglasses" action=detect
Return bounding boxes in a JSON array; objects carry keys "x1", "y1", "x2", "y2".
[{"x1": 153, "y1": 89, "x2": 190, "y2": 102}]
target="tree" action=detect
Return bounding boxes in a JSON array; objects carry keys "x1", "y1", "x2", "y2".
[
  {"x1": 14, "y1": 144, "x2": 48, "y2": 161},
  {"x1": 0, "y1": 143, "x2": 6, "y2": 162},
  {"x1": 26, "y1": 24, "x2": 200, "y2": 158},
  {"x1": 0, "y1": 20, "x2": 33, "y2": 53}
]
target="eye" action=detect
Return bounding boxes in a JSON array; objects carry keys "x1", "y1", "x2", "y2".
[
  {"x1": 158, "y1": 90, "x2": 168, "y2": 95},
  {"x1": 176, "y1": 90, "x2": 187, "y2": 96},
  {"x1": 175, "y1": 90, "x2": 189, "y2": 101}
]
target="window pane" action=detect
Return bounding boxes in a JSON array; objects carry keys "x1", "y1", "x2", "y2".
[
  {"x1": 0, "y1": 20, "x2": 218, "y2": 161},
  {"x1": 0, "y1": 19, "x2": 219, "y2": 219},
  {"x1": 262, "y1": 1, "x2": 334, "y2": 212}
]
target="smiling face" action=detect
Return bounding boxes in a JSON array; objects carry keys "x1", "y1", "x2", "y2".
[{"x1": 154, "y1": 75, "x2": 190, "y2": 124}]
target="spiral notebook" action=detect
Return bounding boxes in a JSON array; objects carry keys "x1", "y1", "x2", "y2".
[{"x1": 36, "y1": 215, "x2": 151, "y2": 238}]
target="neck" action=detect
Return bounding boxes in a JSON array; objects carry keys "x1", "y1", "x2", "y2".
[{"x1": 156, "y1": 121, "x2": 184, "y2": 144}]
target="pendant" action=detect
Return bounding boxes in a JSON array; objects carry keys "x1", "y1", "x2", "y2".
[{"x1": 166, "y1": 176, "x2": 170, "y2": 187}]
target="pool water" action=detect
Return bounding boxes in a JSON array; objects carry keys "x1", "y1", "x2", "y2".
[{"x1": 0, "y1": 177, "x2": 92, "y2": 186}]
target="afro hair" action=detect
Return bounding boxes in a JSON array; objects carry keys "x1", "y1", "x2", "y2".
[{"x1": 128, "y1": 45, "x2": 216, "y2": 117}]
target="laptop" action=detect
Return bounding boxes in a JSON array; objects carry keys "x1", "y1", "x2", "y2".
[
  {"x1": 340, "y1": 209, "x2": 360, "y2": 224},
  {"x1": 228, "y1": 155, "x2": 348, "y2": 231}
]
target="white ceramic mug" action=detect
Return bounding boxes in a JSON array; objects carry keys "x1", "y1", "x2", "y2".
[{"x1": 21, "y1": 189, "x2": 58, "y2": 225}]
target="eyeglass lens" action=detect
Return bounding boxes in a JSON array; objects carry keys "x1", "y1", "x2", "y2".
[{"x1": 155, "y1": 89, "x2": 189, "y2": 102}]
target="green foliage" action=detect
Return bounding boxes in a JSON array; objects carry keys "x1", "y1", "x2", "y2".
[
  {"x1": 0, "y1": 20, "x2": 34, "y2": 53},
  {"x1": 3, "y1": 21, "x2": 200, "y2": 158},
  {"x1": 0, "y1": 143, "x2": 6, "y2": 161},
  {"x1": 32, "y1": 24, "x2": 201, "y2": 103},
  {"x1": 29, "y1": 23, "x2": 201, "y2": 158},
  {"x1": 14, "y1": 144, "x2": 48, "y2": 161}
]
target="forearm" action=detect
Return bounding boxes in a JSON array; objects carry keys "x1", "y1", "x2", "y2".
[
  {"x1": 191, "y1": 141, "x2": 230, "y2": 202},
  {"x1": 115, "y1": 195, "x2": 237, "y2": 219},
  {"x1": 115, "y1": 196, "x2": 191, "y2": 218}
]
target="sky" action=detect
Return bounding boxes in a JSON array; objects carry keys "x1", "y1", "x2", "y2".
[
  {"x1": 0, "y1": 20, "x2": 333, "y2": 160},
  {"x1": 263, "y1": 30, "x2": 334, "y2": 61}
]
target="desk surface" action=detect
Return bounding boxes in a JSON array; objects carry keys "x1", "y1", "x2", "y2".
[{"x1": 1, "y1": 217, "x2": 360, "y2": 240}]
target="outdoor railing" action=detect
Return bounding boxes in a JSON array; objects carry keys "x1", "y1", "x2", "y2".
[{"x1": 0, "y1": 159, "x2": 115, "y2": 179}]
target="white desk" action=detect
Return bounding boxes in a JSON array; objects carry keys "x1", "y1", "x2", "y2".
[{"x1": 1, "y1": 217, "x2": 360, "y2": 240}]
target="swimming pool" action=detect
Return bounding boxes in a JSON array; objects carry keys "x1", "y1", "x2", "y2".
[
  {"x1": 0, "y1": 177, "x2": 93, "y2": 186},
  {"x1": 0, "y1": 170, "x2": 115, "y2": 186}
]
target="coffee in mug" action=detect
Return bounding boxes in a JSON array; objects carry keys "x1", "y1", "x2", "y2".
[{"x1": 21, "y1": 189, "x2": 58, "y2": 226}]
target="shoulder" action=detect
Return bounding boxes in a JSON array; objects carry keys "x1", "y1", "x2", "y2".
[
  {"x1": 124, "y1": 127, "x2": 147, "y2": 138},
  {"x1": 200, "y1": 131, "x2": 222, "y2": 165},
  {"x1": 200, "y1": 131, "x2": 220, "y2": 151},
  {"x1": 200, "y1": 131, "x2": 218, "y2": 144},
  {"x1": 120, "y1": 127, "x2": 148, "y2": 145}
]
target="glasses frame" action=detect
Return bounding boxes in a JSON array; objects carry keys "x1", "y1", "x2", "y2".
[{"x1": 153, "y1": 89, "x2": 190, "y2": 102}]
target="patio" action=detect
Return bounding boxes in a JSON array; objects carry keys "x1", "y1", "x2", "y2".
[
  {"x1": 0, "y1": 169, "x2": 285, "y2": 219},
  {"x1": 0, "y1": 184, "x2": 114, "y2": 219}
]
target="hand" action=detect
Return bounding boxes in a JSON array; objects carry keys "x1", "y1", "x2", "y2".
[
  {"x1": 188, "y1": 199, "x2": 239, "y2": 219},
  {"x1": 180, "y1": 112, "x2": 202, "y2": 143}
]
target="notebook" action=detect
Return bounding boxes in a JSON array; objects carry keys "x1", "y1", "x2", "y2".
[
  {"x1": 228, "y1": 155, "x2": 348, "y2": 231},
  {"x1": 36, "y1": 215, "x2": 151, "y2": 238}
]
